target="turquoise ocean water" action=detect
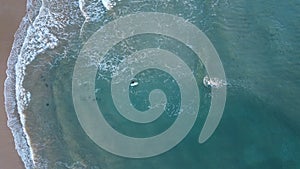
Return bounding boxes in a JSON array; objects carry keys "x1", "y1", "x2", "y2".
[{"x1": 4, "y1": 0, "x2": 300, "y2": 168}]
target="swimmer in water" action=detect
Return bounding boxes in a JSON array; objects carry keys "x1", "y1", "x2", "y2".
[{"x1": 130, "y1": 79, "x2": 139, "y2": 87}]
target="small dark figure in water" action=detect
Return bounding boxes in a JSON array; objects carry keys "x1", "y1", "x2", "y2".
[{"x1": 130, "y1": 79, "x2": 139, "y2": 87}]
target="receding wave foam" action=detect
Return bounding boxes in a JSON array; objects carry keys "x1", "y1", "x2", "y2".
[
  {"x1": 5, "y1": 0, "x2": 80, "y2": 168},
  {"x1": 4, "y1": 2, "x2": 35, "y2": 168}
]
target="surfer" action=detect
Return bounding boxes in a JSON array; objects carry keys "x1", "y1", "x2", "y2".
[{"x1": 130, "y1": 79, "x2": 139, "y2": 87}]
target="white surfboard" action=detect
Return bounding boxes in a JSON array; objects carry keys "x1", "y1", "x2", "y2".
[{"x1": 130, "y1": 81, "x2": 139, "y2": 87}]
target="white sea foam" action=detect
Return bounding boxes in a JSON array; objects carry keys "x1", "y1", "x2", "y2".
[
  {"x1": 102, "y1": 0, "x2": 116, "y2": 10},
  {"x1": 203, "y1": 75, "x2": 227, "y2": 88},
  {"x1": 79, "y1": 0, "x2": 106, "y2": 36},
  {"x1": 80, "y1": 0, "x2": 105, "y2": 22},
  {"x1": 5, "y1": 0, "x2": 71, "y2": 168},
  {"x1": 79, "y1": 0, "x2": 90, "y2": 21},
  {"x1": 14, "y1": 5, "x2": 61, "y2": 168},
  {"x1": 5, "y1": 7, "x2": 35, "y2": 169}
]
